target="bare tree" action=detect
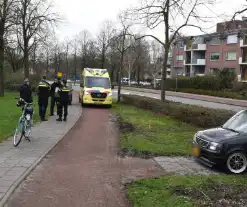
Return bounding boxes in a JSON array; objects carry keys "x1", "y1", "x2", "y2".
[
  {"x1": 78, "y1": 29, "x2": 91, "y2": 70},
  {"x1": 62, "y1": 37, "x2": 70, "y2": 78},
  {"x1": 232, "y1": 0, "x2": 247, "y2": 20},
  {"x1": 107, "y1": 36, "x2": 120, "y2": 82},
  {"x1": 116, "y1": 14, "x2": 133, "y2": 102},
  {"x1": 0, "y1": 0, "x2": 16, "y2": 96},
  {"x1": 127, "y1": 0, "x2": 217, "y2": 101},
  {"x1": 15, "y1": 0, "x2": 60, "y2": 79},
  {"x1": 150, "y1": 40, "x2": 163, "y2": 88},
  {"x1": 132, "y1": 37, "x2": 150, "y2": 84},
  {"x1": 71, "y1": 35, "x2": 79, "y2": 83},
  {"x1": 123, "y1": 42, "x2": 137, "y2": 86},
  {"x1": 97, "y1": 20, "x2": 115, "y2": 69},
  {"x1": 5, "y1": 37, "x2": 23, "y2": 73}
]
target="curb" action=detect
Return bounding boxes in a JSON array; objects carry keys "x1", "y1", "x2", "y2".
[
  {"x1": 0, "y1": 106, "x2": 82, "y2": 207},
  {"x1": 122, "y1": 87, "x2": 247, "y2": 107}
]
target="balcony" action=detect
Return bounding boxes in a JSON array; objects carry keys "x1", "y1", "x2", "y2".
[
  {"x1": 184, "y1": 59, "x2": 206, "y2": 65},
  {"x1": 184, "y1": 44, "x2": 206, "y2": 51},
  {"x1": 240, "y1": 39, "x2": 247, "y2": 47},
  {"x1": 192, "y1": 59, "x2": 206, "y2": 65},
  {"x1": 239, "y1": 57, "x2": 247, "y2": 64}
]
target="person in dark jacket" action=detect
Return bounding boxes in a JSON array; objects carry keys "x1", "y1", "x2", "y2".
[
  {"x1": 37, "y1": 76, "x2": 50, "y2": 121},
  {"x1": 49, "y1": 77, "x2": 62, "y2": 116},
  {"x1": 56, "y1": 79, "x2": 70, "y2": 122},
  {"x1": 20, "y1": 78, "x2": 33, "y2": 103}
]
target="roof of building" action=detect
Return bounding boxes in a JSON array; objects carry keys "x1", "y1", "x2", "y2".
[{"x1": 174, "y1": 28, "x2": 247, "y2": 43}]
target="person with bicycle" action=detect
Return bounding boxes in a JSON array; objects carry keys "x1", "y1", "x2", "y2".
[
  {"x1": 56, "y1": 79, "x2": 70, "y2": 122},
  {"x1": 37, "y1": 76, "x2": 50, "y2": 121},
  {"x1": 20, "y1": 78, "x2": 33, "y2": 103}
]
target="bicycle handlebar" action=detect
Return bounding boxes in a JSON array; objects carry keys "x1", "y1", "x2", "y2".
[{"x1": 15, "y1": 98, "x2": 34, "y2": 105}]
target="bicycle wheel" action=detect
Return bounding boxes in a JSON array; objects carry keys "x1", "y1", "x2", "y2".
[
  {"x1": 13, "y1": 117, "x2": 24, "y2": 147},
  {"x1": 24, "y1": 119, "x2": 31, "y2": 141}
]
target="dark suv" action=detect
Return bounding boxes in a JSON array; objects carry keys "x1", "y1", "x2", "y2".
[{"x1": 192, "y1": 110, "x2": 247, "y2": 174}]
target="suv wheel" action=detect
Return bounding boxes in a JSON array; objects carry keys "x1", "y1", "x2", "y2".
[{"x1": 226, "y1": 151, "x2": 247, "y2": 174}]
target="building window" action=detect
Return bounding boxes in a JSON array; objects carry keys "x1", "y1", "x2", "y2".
[
  {"x1": 225, "y1": 51, "x2": 237, "y2": 60},
  {"x1": 227, "y1": 35, "x2": 238, "y2": 44},
  {"x1": 210, "y1": 36, "x2": 221, "y2": 45},
  {"x1": 210, "y1": 52, "x2": 220, "y2": 61},
  {"x1": 176, "y1": 55, "x2": 183, "y2": 61},
  {"x1": 176, "y1": 41, "x2": 184, "y2": 48}
]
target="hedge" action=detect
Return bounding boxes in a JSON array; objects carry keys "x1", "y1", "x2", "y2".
[
  {"x1": 172, "y1": 88, "x2": 246, "y2": 100},
  {"x1": 121, "y1": 94, "x2": 235, "y2": 128}
]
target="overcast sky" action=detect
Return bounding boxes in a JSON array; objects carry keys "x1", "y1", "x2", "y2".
[{"x1": 54, "y1": 0, "x2": 246, "y2": 42}]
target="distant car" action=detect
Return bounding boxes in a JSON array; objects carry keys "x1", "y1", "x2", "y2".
[
  {"x1": 192, "y1": 110, "x2": 247, "y2": 174},
  {"x1": 67, "y1": 81, "x2": 73, "y2": 105}
]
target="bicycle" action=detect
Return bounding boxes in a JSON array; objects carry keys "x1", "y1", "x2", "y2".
[{"x1": 13, "y1": 98, "x2": 34, "y2": 147}]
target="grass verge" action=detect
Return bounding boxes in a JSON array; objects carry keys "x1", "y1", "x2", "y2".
[
  {"x1": 127, "y1": 175, "x2": 247, "y2": 207},
  {"x1": 0, "y1": 92, "x2": 41, "y2": 143},
  {"x1": 112, "y1": 103, "x2": 199, "y2": 157}
]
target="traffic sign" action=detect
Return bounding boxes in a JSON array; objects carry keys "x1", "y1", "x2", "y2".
[{"x1": 57, "y1": 72, "x2": 62, "y2": 77}]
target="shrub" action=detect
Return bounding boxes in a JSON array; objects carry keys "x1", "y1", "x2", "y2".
[
  {"x1": 5, "y1": 84, "x2": 36, "y2": 92},
  {"x1": 4, "y1": 71, "x2": 40, "y2": 92},
  {"x1": 121, "y1": 95, "x2": 235, "y2": 128},
  {"x1": 175, "y1": 88, "x2": 246, "y2": 100},
  {"x1": 216, "y1": 68, "x2": 237, "y2": 89}
]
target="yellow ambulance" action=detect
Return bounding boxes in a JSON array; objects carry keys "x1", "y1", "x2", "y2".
[{"x1": 79, "y1": 68, "x2": 113, "y2": 107}]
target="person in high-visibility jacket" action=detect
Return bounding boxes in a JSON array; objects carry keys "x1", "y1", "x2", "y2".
[
  {"x1": 37, "y1": 76, "x2": 50, "y2": 121},
  {"x1": 56, "y1": 79, "x2": 70, "y2": 122}
]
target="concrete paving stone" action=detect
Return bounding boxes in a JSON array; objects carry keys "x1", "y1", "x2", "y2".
[
  {"x1": 0, "y1": 185, "x2": 11, "y2": 193},
  {"x1": 2, "y1": 175, "x2": 21, "y2": 181},
  {"x1": 0, "y1": 193, "x2": 4, "y2": 200},
  {"x1": 0, "y1": 179, "x2": 15, "y2": 187},
  {"x1": 6, "y1": 167, "x2": 26, "y2": 175},
  {"x1": 0, "y1": 168, "x2": 11, "y2": 177},
  {"x1": 154, "y1": 156, "x2": 217, "y2": 175},
  {"x1": 14, "y1": 162, "x2": 32, "y2": 168}
]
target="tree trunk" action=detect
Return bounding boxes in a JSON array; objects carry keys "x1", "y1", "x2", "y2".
[
  {"x1": 46, "y1": 53, "x2": 48, "y2": 77},
  {"x1": 128, "y1": 72, "x2": 131, "y2": 86},
  {"x1": 66, "y1": 56, "x2": 69, "y2": 79},
  {"x1": 101, "y1": 44, "x2": 105, "y2": 69},
  {"x1": 23, "y1": 41, "x2": 29, "y2": 78},
  {"x1": 74, "y1": 52, "x2": 77, "y2": 84},
  {"x1": 0, "y1": 22, "x2": 4, "y2": 97},
  {"x1": 137, "y1": 66, "x2": 140, "y2": 85},
  {"x1": 110, "y1": 65, "x2": 115, "y2": 81},
  {"x1": 161, "y1": 0, "x2": 170, "y2": 101},
  {"x1": 117, "y1": 51, "x2": 124, "y2": 103},
  {"x1": 153, "y1": 75, "x2": 156, "y2": 89}
]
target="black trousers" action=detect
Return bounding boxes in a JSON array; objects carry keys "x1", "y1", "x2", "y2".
[
  {"x1": 57, "y1": 102, "x2": 68, "y2": 118},
  {"x1": 50, "y1": 96, "x2": 57, "y2": 115},
  {"x1": 38, "y1": 100, "x2": 48, "y2": 119}
]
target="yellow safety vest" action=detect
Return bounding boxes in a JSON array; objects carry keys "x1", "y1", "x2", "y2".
[{"x1": 62, "y1": 87, "x2": 70, "y2": 92}]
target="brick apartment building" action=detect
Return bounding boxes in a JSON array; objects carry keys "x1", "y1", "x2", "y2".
[{"x1": 171, "y1": 17, "x2": 247, "y2": 81}]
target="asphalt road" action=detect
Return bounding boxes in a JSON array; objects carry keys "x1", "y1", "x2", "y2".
[{"x1": 70, "y1": 84, "x2": 244, "y2": 112}]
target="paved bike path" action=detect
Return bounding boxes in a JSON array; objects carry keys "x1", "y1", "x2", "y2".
[
  {"x1": 4, "y1": 108, "x2": 163, "y2": 207},
  {"x1": 0, "y1": 100, "x2": 82, "y2": 206}
]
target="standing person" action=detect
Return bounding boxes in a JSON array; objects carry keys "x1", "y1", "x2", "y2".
[
  {"x1": 56, "y1": 79, "x2": 70, "y2": 122},
  {"x1": 20, "y1": 78, "x2": 33, "y2": 103},
  {"x1": 37, "y1": 76, "x2": 50, "y2": 121},
  {"x1": 50, "y1": 77, "x2": 62, "y2": 116}
]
